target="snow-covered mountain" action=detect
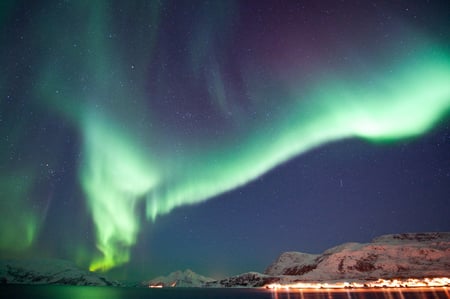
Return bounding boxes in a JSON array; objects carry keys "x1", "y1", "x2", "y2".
[
  {"x1": 144, "y1": 269, "x2": 215, "y2": 287},
  {"x1": 205, "y1": 232, "x2": 450, "y2": 288},
  {"x1": 265, "y1": 232, "x2": 450, "y2": 280},
  {"x1": 205, "y1": 272, "x2": 280, "y2": 288},
  {"x1": 146, "y1": 232, "x2": 449, "y2": 288},
  {"x1": 5, "y1": 232, "x2": 446, "y2": 288},
  {"x1": 0, "y1": 259, "x2": 119, "y2": 286}
]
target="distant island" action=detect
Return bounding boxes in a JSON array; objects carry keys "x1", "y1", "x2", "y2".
[{"x1": 2, "y1": 232, "x2": 449, "y2": 288}]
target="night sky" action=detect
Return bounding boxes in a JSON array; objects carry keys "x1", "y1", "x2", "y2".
[{"x1": 1, "y1": 0, "x2": 449, "y2": 281}]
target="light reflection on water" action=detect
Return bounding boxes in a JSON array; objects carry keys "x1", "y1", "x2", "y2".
[
  {"x1": 269, "y1": 288, "x2": 450, "y2": 299},
  {"x1": 0, "y1": 285, "x2": 448, "y2": 299}
]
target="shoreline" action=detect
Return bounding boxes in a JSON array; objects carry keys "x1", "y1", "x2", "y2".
[{"x1": 264, "y1": 277, "x2": 450, "y2": 290}]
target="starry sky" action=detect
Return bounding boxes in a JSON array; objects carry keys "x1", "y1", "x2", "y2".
[{"x1": 1, "y1": 0, "x2": 449, "y2": 281}]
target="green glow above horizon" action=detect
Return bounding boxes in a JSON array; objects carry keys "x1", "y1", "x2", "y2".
[
  {"x1": 77, "y1": 45, "x2": 450, "y2": 271},
  {"x1": 0, "y1": 174, "x2": 38, "y2": 251}
]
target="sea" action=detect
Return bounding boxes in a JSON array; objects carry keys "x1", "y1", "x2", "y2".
[{"x1": 0, "y1": 285, "x2": 448, "y2": 299}]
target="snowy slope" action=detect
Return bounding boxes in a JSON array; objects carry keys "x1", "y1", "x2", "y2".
[
  {"x1": 206, "y1": 272, "x2": 280, "y2": 288},
  {"x1": 265, "y1": 252, "x2": 320, "y2": 276},
  {"x1": 265, "y1": 232, "x2": 450, "y2": 280},
  {"x1": 0, "y1": 259, "x2": 119, "y2": 286},
  {"x1": 146, "y1": 232, "x2": 450, "y2": 288},
  {"x1": 144, "y1": 269, "x2": 215, "y2": 287}
]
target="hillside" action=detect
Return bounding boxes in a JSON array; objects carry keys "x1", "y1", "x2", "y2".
[
  {"x1": 144, "y1": 269, "x2": 215, "y2": 288},
  {"x1": 265, "y1": 232, "x2": 450, "y2": 280},
  {"x1": 0, "y1": 259, "x2": 119, "y2": 286}
]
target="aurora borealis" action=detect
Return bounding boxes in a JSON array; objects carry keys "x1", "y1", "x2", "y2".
[{"x1": 1, "y1": 0, "x2": 449, "y2": 280}]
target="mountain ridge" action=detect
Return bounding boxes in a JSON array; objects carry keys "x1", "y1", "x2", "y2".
[
  {"x1": 1, "y1": 232, "x2": 448, "y2": 287},
  {"x1": 265, "y1": 232, "x2": 450, "y2": 280},
  {"x1": 207, "y1": 232, "x2": 450, "y2": 287},
  {"x1": 143, "y1": 269, "x2": 216, "y2": 288},
  {"x1": 0, "y1": 258, "x2": 120, "y2": 286}
]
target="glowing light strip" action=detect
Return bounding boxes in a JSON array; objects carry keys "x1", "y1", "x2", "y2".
[{"x1": 265, "y1": 277, "x2": 450, "y2": 290}]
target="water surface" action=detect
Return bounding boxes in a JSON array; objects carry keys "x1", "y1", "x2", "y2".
[{"x1": 1, "y1": 285, "x2": 448, "y2": 299}]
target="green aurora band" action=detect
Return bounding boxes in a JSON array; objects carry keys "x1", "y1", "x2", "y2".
[
  {"x1": 81, "y1": 113, "x2": 159, "y2": 271},
  {"x1": 82, "y1": 46, "x2": 450, "y2": 271}
]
